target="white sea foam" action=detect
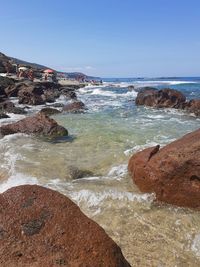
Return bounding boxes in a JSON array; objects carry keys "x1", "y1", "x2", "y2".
[
  {"x1": 107, "y1": 164, "x2": 128, "y2": 178},
  {"x1": 124, "y1": 142, "x2": 159, "y2": 156},
  {"x1": 191, "y1": 234, "x2": 200, "y2": 258},
  {"x1": 0, "y1": 173, "x2": 38, "y2": 193},
  {"x1": 69, "y1": 189, "x2": 155, "y2": 207}
]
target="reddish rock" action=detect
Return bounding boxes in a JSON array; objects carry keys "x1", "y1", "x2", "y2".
[
  {"x1": 63, "y1": 101, "x2": 85, "y2": 113},
  {"x1": 184, "y1": 99, "x2": 200, "y2": 117},
  {"x1": 0, "y1": 112, "x2": 68, "y2": 138},
  {"x1": 135, "y1": 88, "x2": 186, "y2": 108},
  {"x1": 128, "y1": 128, "x2": 200, "y2": 208},
  {"x1": 0, "y1": 185, "x2": 131, "y2": 267}
]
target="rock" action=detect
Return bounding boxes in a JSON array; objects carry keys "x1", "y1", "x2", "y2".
[
  {"x1": 0, "y1": 113, "x2": 10, "y2": 119},
  {"x1": 0, "y1": 101, "x2": 27, "y2": 114},
  {"x1": 18, "y1": 83, "x2": 45, "y2": 105},
  {"x1": 0, "y1": 112, "x2": 68, "y2": 138},
  {"x1": 5, "y1": 82, "x2": 29, "y2": 97},
  {"x1": 60, "y1": 87, "x2": 77, "y2": 100},
  {"x1": 0, "y1": 76, "x2": 15, "y2": 100},
  {"x1": 0, "y1": 185, "x2": 131, "y2": 267},
  {"x1": 67, "y1": 166, "x2": 94, "y2": 180},
  {"x1": 128, "y1": 129, "x2": 200, "y2": 208},
  {"x1": 135, "y1": 88, "x2": 186, "y2": 108},
  {"x1": 40, "y1": 107, "x2": 61, "y2": 116},
  {"x1": 63, "y1": 101, "x2": 85, "y2": 113},
  {"x1": 184, "y1": 99, "x2": 200, "y2": 117}
]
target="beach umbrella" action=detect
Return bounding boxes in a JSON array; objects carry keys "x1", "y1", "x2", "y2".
[{"x1": 44, "y1": 69, "x2": 54, "y2": 73}]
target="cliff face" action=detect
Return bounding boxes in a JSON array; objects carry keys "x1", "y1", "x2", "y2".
[{"x1": 0, "y1": 52, "x2": 10, "y2": 73}]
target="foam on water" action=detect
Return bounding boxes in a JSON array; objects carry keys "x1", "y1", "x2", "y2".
[
  {"x1": 69, "y1": 189, "x2": 155, "y2": 207},
  {"x1": 191, "y1": 234, "x2": 200, "y2": 258},
  {"x1": 0, "y1": 173, "x2": 38, "y2": 193}
]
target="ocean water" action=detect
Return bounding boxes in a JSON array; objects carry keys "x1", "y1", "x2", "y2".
[{"x1": 1, "y1": 77, "x2": 200, "y2": 266}]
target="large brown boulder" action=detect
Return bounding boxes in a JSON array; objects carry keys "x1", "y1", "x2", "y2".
[
  {"x1": 135, "y1": 88, "x2": 186, "y2": 108},
  {"x1": 0, "y1": 185, "x2": 131, "y2": 267},
  {"x1": 18, "y1": 83, "x2": 45, "y2": 105},
  {"x1": 184, "y1": 99, "x2": 200, "y2": 117},
  {"x1": 0, "y1": 112, "x2": 68, "y2": 138},
  {"x1": 128, "y1": 128, "x2": 200, "y2": 208}
]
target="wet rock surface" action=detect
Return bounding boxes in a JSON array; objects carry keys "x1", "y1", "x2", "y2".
[
  {"x1": 0, "y1": 112, "x2": 68, "y2": 138},
  {"x1": 63, "y1": 101, "x2": 85, "y2": 113},
  {"x1": 0, "y1": 185, "x2": 131, "y2": 267},
  {"x1": 135, "y1": 88, "x2": 186, "y2": 108},
  {"x1": 40, "y1": 107, "x2": 61, "y2": 116},
  {"x1": 128, "y1": 128, "x2": 200, "y2": 208}
]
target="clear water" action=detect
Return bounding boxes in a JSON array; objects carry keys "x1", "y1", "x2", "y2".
[{"x1": 1, "y1": 77, "x2": 200, "y2": 266}]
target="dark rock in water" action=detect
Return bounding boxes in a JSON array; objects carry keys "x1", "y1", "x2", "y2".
[
  {"x1": 63, "y1": 101, "x2": 85, "y2": 113},
  {"x1": 40, "y1": 107, "x2": 61, "y2": 116},
  {"x1": 135, "y1": 88, "x2": 186, "y2": 108},
  {"x1": 0, "y1": 101, "x2": 27, "y2": 114},
  {"x1": 51, "y1": 103, "x2": 64, "y2": 108},
  {"x1": 60, "y1": 87, "x2": 77, "y2": 99},
  {"x1": 0, "y1": 112, "x2": 68, "y2": 138},
  {"x1": 128, "y1": 128, "x2": 200, "y2": 208},
  {"x1": 184, "y1": 99, "x2": 200, "y2": 117},
  {"x1": 0, "y1": 185, "x2": 131, "y2": 267},
  {"x1": 0, "y1": 113, "x2": 10, "y2": 119},
  {"x1": 67, "y1": 166, "x2": 94, "y2": 180}
]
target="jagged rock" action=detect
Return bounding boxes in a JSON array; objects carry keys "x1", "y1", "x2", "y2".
[
  {"x1": 135, "y1": 88, "x2": 186, "y2": 108},
  {"x1": 128, "y1": 128, "x2": 200, "y2": 208},
  {"x1": 0, "y1": 112, "x2": 68, "y2": 138},
  {"x1": 0, "y1": 185, "x2": 131, "y2": 267},
  {"x1": 63, "y1": 101, "x2": 85, "y2": 113},
  {"x1": 0, "y1": 101, "x2": 27, "y2": 114},
  {"x1": 184, "y1": 99, "x2": 200, "y2": 117}
]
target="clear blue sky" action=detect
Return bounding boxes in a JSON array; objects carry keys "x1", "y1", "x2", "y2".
[{"x1": 1, "y1": 0, "x2": 200, "y2": 77}]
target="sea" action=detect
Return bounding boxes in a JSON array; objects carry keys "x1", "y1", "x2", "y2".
[{"x1": 1, "y1": 77, "x2": 200, "y2": 266}]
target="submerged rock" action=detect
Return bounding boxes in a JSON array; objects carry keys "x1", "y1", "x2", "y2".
[
  {"x1": 135, "y1": 88, "x2": 186, "y2": 108},
  {"x1": 128, "y1": 128, "x2": 200, "y2": 208},
  {"x1": 0, "y1": 112, "x2": 68, "y2": 138},
  {"x1": 67, "y1": 166, "x2": 94, "y2": 180},
  {"x1": 40, "y1": 107, "x2": 61, "y2": 116},
  {"x1": 0, "y1": 113, "x2": 10, "y2": 119},
  {"x1": 0, "y1": 185, "x2": 131, "y2": 267},
  {"x1": 63, "y1": 101, "x2": 85, "y2": 113}
]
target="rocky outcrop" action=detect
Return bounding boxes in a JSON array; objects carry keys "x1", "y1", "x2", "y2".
[
  {"x1": 18, "y1": 83, "x2": 46, "y2": 105},
  {"x1": 184, "y1": 99, "x2": 200, "y2": 117},
  {"x1": 0, "y1": 185, "x2": 131, "y2": 267},
  {"x1": 0, "y1": 112, "x2": 68, "y2": 138},
  {"x1": 128, "y1": 128, "x2": 200, "y2": 208},
  {"x1": 0, "y1": 101, "x2": 27, "y2": 114},
  {"x1": 63, "y1": 101, "x2": 85, "y2": 113},
  {"x1": 135, "y1": 88, "x2": 186, "y2": 108}
]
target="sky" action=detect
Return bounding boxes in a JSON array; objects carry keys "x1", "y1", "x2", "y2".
[{"x1": 1, "y1": 0, "x2": 200, "y2": 77}]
